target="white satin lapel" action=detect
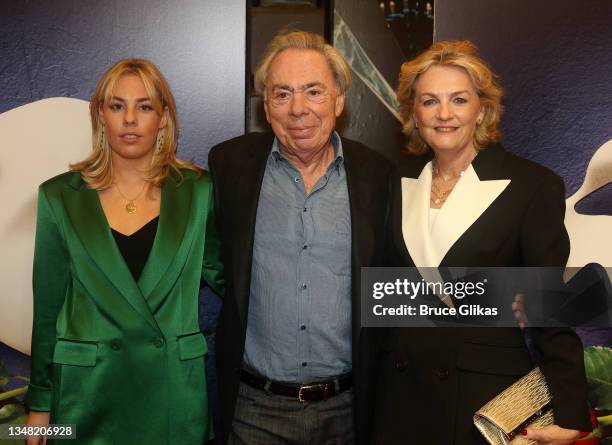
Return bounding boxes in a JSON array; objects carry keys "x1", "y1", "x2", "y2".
[
  {"x1": 401, "y1": 163, "x2": 510, "y2": 308},
  {"x1": 430, "y1": 165, "x2": 510, "y2": 265},
  {"x1": 401, "y1": 164, "x2": 455, "y2": 307},
  {"x1": 401, "y1": 162, "x2": 432, "y2": 268}
]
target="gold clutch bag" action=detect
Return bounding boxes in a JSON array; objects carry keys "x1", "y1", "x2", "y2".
[{"x1": 473, "y1": 368, "x2": 554, "y2": 445}]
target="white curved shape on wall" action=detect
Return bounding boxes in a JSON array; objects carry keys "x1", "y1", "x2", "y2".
[
  {"x1": 566, "y1": 139, "x2": 612, "y2": 277},
  {"x1": 0, "y1": 98, "x2": 91, "y2": 355}
]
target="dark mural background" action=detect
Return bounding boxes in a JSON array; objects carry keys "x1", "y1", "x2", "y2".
[{"x1": 334, "y1": 0, "x2": 407, "y2": 162}]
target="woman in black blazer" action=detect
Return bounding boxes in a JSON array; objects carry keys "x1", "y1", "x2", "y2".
[{"x1": 371, "y1": 41, "x2": 591, "y2": 444}]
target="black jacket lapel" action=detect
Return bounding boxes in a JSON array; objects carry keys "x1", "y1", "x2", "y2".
[{"x1": 232, "y1": 133, "x2": 274, "y2": 328}]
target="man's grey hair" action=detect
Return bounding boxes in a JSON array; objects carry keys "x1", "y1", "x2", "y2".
[{"x1": 254, "y1": 30, "x2": 352, "y2": 97}]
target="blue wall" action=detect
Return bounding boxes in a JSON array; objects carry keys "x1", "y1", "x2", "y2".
[
  {"x1": 435, "y1": 0, "x2": 612, "y2": 211},
  {"x1": 0, "y1": 0, "x2": 246, "y2": 167}
]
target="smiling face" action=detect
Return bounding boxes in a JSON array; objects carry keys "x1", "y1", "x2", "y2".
[
  {"x1": 99, "y1": 74, "x2": 168, "y2": 163},
  {"x1": 264, "y1": 48, "x2": 345, "y2": 157},
  {"x1": 413, "y1": 65, "x2": 484, "y2": 156}
]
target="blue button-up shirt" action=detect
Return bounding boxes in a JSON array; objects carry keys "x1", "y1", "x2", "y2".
[{"x1": 243, "y1": 132, "x2": 352, "y2": 383}]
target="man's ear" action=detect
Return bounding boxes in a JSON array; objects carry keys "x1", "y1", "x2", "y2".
[
  {"x1": 264, "y1": 98, "x2": 271, "y2": 124},
  {"x1": 335, "y1": 93, "x2": 345, "y2": 118}
]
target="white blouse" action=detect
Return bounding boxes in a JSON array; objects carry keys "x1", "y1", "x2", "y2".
[{"x1": 428, "y1": 207, "x2": 440, "y2": 232}]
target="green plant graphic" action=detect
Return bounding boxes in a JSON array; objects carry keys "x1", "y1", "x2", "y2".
[
  {"x1": 578, "y1": 346, "x2": 612, "y2": 444},
  {"x1": 0, "y1": 360, "x2": 29, "y2": 444}
]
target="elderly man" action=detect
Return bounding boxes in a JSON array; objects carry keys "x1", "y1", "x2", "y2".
[{"x1": 209, "y1": 31, "x2": 392, "y2": 445}]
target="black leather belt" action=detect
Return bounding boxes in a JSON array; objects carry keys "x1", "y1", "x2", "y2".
[{"x1": 240, "y1": 369, "x2": 353, "y2": 402}]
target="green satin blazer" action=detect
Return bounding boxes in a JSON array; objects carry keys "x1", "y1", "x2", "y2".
[{"x1": 25, "y1": 169, "x2": 223, "y2": 445}]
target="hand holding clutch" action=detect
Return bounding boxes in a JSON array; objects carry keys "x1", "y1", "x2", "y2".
[
  {"x1": 474, "y1": 368, "x2": 589, "y2": 445},
  {"x1": 521, "y1": 425, "x2": 585, "y2": 445},
  {"x1": 474, "y1": 368, "x2": 554, "y2": 444},
  {"x1": 522, "y1": 425, "x2": 584, "y2": 444}
]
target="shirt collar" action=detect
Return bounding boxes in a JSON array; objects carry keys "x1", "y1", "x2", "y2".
[{"x1": 271, "y1": 131, "x2": 344, "y2": 170}]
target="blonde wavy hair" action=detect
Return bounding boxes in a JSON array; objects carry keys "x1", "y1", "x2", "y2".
[
  {"x1": 254, "y1": 30, "x2": 352, "y2": 97},
  {"x1": 397, "y1": 40, "x2": 504, "y2": 155},
  {"x1": 71, "y1": 58, "x2": 200, "y2": 189}
]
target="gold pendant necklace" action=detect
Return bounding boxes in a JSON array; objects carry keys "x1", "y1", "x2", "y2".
[
  {"x1": 114, "y1": 181, "x2": 147, "y2": 214},
  {"x1": 431, "y1": 153, "x2": 476, "y2": 206},
  {"x1": 430, "y1": 183, "x2": 453, "y2": 205}
]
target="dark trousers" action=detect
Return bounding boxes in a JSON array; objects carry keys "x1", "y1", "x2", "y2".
[{"x1": 227, "y1": 381, "x2": 355, "y2": 445}]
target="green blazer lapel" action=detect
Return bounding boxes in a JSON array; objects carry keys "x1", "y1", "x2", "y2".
[
  {"x1": 63, "y1": 173, "x2": 159, "y2": 331},
  {"x1": 138, "y1": 173, "x2": 192, "y2": 301}
]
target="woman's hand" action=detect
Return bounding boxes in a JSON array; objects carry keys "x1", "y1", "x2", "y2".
[
  {"x1": 522, "y1": 424, "x2": 588, "y2": 444},
  {"x1": 25, "y1": 411, "x2": 50, "y2": 445},
  {"x1": 512, "y1": 293, "x2": 527, "y2": 331}
]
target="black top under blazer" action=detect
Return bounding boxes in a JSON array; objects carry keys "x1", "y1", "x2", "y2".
[
  {"x1": 208, "y1": 132, "x2": 394, "y2": 444},
  {"x1": 371, "y1": 145, "x2": 591, "y2": 444}
]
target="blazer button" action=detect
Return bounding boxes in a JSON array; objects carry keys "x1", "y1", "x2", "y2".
[
  {"x1": 110, "y1": 340, "x2": 122, "y2": 351},
  {"x1": 154, "y1": 338, "x2": 165, "y2": 348},
  {"x1": 436, "y1": 367, "x2": 449, "y2": 380},
  {"x1": 394, "y1": 360, "x2": 407, "y2": 372}
]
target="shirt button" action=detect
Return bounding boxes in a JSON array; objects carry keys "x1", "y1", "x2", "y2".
[
  {"x1": 302, "y1": 245, "x2": 308, "y2": 250},
  {"x1": 294, "y1": 177, "x2": 301, "y2": 183},
  {"x1": 436, "y1": 367, "x2": 449, "y2": 380},
  {"x1": 303, "y1": 207, "x2": 307, "y2": 212},
  {"x1": 394, "y1": 360, "x2": 407, "y2": 372},
  {"x1": 154, "y1": 338, "x2": 165, "y2": 348},
  {"x1": 301, "y1": 284, "x2": 307, "y2": 290},
  {"x1": 110, "y1": 340, "x2": 122, "y2": 351},
  {"x1": 300, "y1": 325, "x2": 306, "y2": 331},
  {"x1": 302, "y1": 361, "x2": 308, "y2": 367}
]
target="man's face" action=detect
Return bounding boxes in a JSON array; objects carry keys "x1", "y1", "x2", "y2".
[{"x1": 264, "y1": 48, "x2": 345, "y2": 157}]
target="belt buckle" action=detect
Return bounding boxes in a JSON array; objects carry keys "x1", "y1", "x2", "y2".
[{"x1": 298, "y1": 383, "x2": 326, "y2": 403}]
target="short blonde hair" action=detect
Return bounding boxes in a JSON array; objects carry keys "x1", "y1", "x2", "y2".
[
  {"x1": 254, "y1": 30, "x2": 352, "y2": 96},
  {"x1": 71, "y1": 58, "x2": 200, "y2": 189},
  {"x1": 397, "y1": 40, "x2": 504, "y2": 155}
]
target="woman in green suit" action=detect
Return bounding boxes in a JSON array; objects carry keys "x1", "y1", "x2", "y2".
[{"x1": 25, "y1": 59, "x2": 223, "y2": 444}]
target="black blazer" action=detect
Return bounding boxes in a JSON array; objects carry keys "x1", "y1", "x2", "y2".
[
  {"x1": 208, "y1": 132, "x2": 393, "y2": 444},
  {"x1": 372, "y1": 145, "x2": 591, "y2": 444}
]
